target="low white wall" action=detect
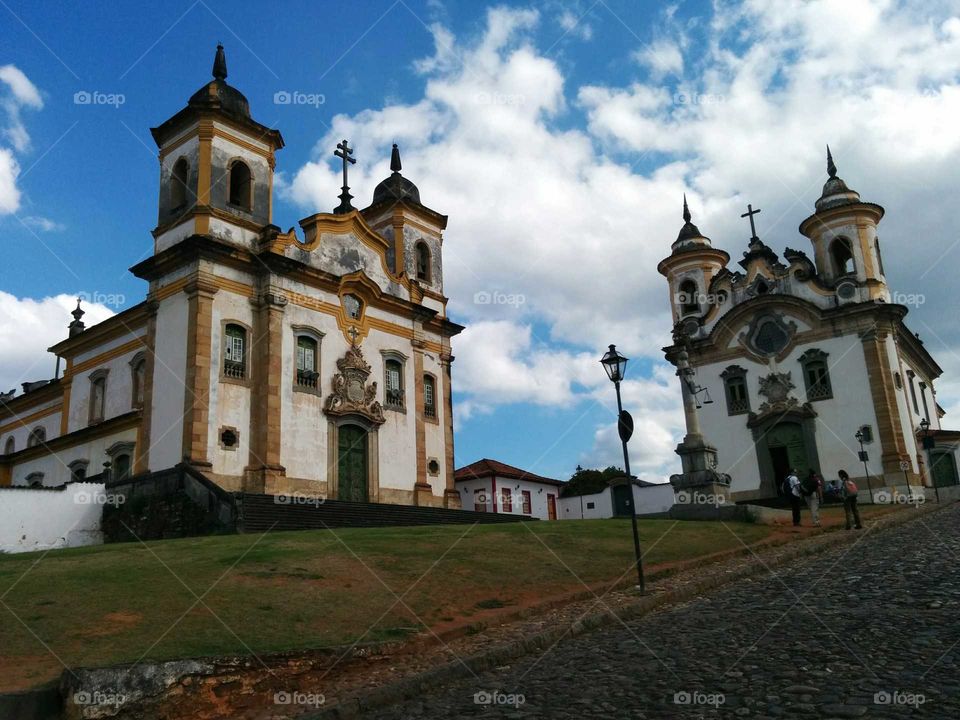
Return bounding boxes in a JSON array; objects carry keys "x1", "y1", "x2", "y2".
[
  {"x1": 0, "y1": 482, "x2": 107, "y2": 553},
  {"x1": 559, "y1": 483, "x2": 675, "y2": 520}
]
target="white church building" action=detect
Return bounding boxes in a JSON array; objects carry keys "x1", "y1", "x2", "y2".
[
  {"x1": 659, "y1": 150, "x2": 959, "y2": 501},
  {"x1": 0, "y1": 45, "x2": 463, "y2": 510}
]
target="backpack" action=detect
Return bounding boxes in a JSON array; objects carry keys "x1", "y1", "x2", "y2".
[
  {"x1": 782, "y1": 477, "x2": 793, "y2": 495},
  {"x1": 843, "y1": 479, "x2": 858, "y2": 496},
  {"x1": 800, "y1": 475, "x2": 818, "y2": 497}
]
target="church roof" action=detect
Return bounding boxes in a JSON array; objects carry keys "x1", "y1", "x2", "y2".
[
  {"x1": 371, "y1": 144, "x2": 421, "y2": 206},
  {"x1": 455, "y1": 458, "x2": 564, "y2": 487}
]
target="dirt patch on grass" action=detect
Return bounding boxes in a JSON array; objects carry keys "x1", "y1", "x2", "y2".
[{"x1": 78, "y1": 611, "x2": 144, "y2": 638}]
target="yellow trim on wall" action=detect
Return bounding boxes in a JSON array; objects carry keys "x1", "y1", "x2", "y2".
[
  {"x1": 0, "y1": 403, "x2": 61, "y2": 436},
  {"x1": 66, "y1": 337, "x2": 147, "y2": 378}
]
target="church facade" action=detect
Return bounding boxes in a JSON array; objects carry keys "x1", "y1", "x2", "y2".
[
  {"x1": 659, "y1": 151, "x2": 959, "y2": 501},
  {"x1": 0, "y1": 46, "x2": 463, "y2": 509}
]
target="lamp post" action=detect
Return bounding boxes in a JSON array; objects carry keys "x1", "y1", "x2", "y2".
[
  {"x1": 600, "y1": 344, "x2": 644, "y2": 593},
  {"x1": 855, "y1": 429, "x2": 874, "y2": 504},
  {"x1": 920, "y1": 418, "x2": 940, "y2": 504}
]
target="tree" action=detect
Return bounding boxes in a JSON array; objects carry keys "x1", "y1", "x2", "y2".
[{"x1": 560, "y1": 465, "x2": 625, "y2": 498}]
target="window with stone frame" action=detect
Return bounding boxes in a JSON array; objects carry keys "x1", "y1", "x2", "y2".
[
  {"x1": 170, "y1": 157, "x2": 190, "y2": 210},
  {"x1": 907, "y1": 371, "x2": 919, "y2": 414},
  {"x1": 384, "y1": 357, "x2": 405, "y2": 410},
  {"x1": 223, "y1": 323, "x2": 247, "y2": 379},
  {"x1": 295, "y1": 335, "x2": 319, "y2": 389},
  {"x1": 4, "y1": 436, "x2": 14, "y2": 454},
  {"x1": 799, "y1": 349, "x2": 833, "y2": 401},
  {"x1": 831, "y1": 237, "x2": 856, "y2": 276},
  {"x1": 415, "y1": 242, "x2": 431, "y2": 282},
  {"x1": 89, "y1": 369, "x2": 109, "y2": 424},
  {"x1": 25, "y1": 472, "x2": 44, "y2": 488},
  {"x1": 919, "y1": 382, "x2": 931, "y2": 423},
  {"x1": 107, "y1": 441, "x2": 135, "y2": 482},
  {"x1": 678, "y1": 279, "x2": 700, "y2": 316},
  {"x1": 721, "y1": 365, "x2": 750, "y2": 415},
  {"x1": 423, "y1": 374, "x2": 437, "y2": 419},
  {"x1": 69, "y1": 459, "x2": 89, "y2": 482},
  {"x1": 27, "y1": 427, "x2": 46, "y2": 448},
  {"x1": 130, "y1": 352, "x2": 146, "y2": 408},
  {"x1": 228, "y1": 159, "x2": 252, "y2": 210}
]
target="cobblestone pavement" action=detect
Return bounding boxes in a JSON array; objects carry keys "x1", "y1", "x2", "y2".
[{"x1": 377, "y1": 505, "x2": 960, "y2": 719}]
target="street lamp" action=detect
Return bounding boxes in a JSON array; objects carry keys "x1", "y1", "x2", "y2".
[
  {"x1": 855, "y1": 429, "x2": 874, "y2": 504},
  {"x1": 919, "y1": 418, "x2": 940, "y2": 504},
  {"x1": 600, "y1": 344, "x2": 645, "y2": 593}
]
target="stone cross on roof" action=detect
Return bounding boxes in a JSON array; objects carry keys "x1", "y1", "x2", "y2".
[{"x1": 740, "y1": 203, "x2": 762, "y2": 242}]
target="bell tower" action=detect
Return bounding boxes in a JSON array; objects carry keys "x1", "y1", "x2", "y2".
[
  {"x1": 150, "y1": 44, "x2": 284, "y2": 254},
  {"x1": 799, "y1": 147, "x2": 888, "y2": 301}
]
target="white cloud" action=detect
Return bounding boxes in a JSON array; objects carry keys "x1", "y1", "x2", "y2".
[
  {"x1": 635, "y1": 39, "x2": 684, "y2": 76},
  {"x1": 21, "y1": 215, "x2": 64, "y2": 232},
  {"x1": 0, "y1": 293, "x2": 114, "y2": 393},
  {"x1": 284, "y1": 2, "x2": 960, "y2": 472},
  {"x1": 558, "y1": 10, "x2": 593, "y2": 41},
  {"x1": 0, "y1": 64, "x2": 43, "y2": 216}
]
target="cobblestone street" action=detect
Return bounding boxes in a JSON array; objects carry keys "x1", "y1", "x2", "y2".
[{"x1": 378, "y1": 505, "x2": 960, "y2": 719}]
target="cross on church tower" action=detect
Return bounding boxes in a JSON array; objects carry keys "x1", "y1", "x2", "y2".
[
  {"x1": 740, "y1": 203, "x2": 762, "y2": 242},
  {"x1": 334, "y1": 139, "x2": 356, "y2": 214},
  {"x1": 347, "y1": 325, "x2": 360, "y2": 345}
]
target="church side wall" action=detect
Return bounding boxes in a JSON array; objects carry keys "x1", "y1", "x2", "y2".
[
  {"x1": 149, "y1": 292, "x2": 189, "y2": 470},
  {"x1": 0, "y1": 399, "x2": 61, "y2": 454},
  {"x1": 887, "y1": 337, "x2": 922, "y2": 474},
  {"x1": 10, "y1": 427, "x2": 138, "y2": 487}
]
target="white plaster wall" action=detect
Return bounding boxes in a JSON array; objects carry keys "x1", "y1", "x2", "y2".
[
  {"x1": 69, "y1": 347, "x2": 144, "y2": 434},
  {"x1": 454, "y1": 477, "x2": 561, "y2": 520},
  {"x1": 635, "y1": 483, "x2": 675, "y2": 514},
  {"x1": 422, "y1": 351, "x2": 447, "y2": 496},
  {"x1": 694, "y1": 331, "x2": 882, "y2": 494},
  {"x1": 559, "y1": 489, "x2": 612, "y2": 520},
  {"x1": 10, "y1": 427, "x2": 137, "y2": 487},
  {"x1": 73, "y1": 328, "x2": 145, "y2": 366},
  {"x1": 1, "y1": 403, "x2": 61, "y2": 452},
  {"x1": 0, "y1": 483, "x2": 106, "y2": 553},
  {"x1": 149, "y1": 292, "x2": 188, "y2": 470},
  {"x1": 210, "y1": 290, "x2": 254, "y2": 476}
]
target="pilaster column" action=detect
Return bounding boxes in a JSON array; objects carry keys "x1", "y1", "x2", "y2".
[
  {"x1": 134, "y1": 301, "x2": 159, "y2": 474},
  {"x1": 441, "y1": 350, "x2": 461, "y2": 509},
  {"x1": 181, "y1": 277, "x2": 219, "y2": 468},
  {"x1": 244, "y1": 290, "x2": 287, "y2": 492},
  {"x1": 412, "y1": 338, "x2": 431, "y2": 505},
  {"x1": 861, "y1": 329, "x2": 912, "y2": 477}
]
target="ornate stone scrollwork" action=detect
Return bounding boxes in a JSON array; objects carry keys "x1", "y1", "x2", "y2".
[
  {"x1": 757, "y1": 371, "x2": 799, "y2": 414},
  {"x1": 323, "y1": 345, "x2": 385, "y2": 424}
]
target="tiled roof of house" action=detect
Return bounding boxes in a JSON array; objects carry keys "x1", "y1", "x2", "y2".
[{"x1": 454, "y1": 458, "x2": 565, "y2": 487}]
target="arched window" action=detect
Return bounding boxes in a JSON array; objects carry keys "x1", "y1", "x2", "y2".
[
  {"x1": 25, "y1": 472, "x2": 44, "y2": 488},
  {"x1": 384, "y1": 358, "x2": 404, "y2": 410},
  {"x1": 678, "y1": 279, "x2": 700, "y2": 316},
  {"x1": 799, "y1": 348, "x2": 833, "y2": 401},
  {"x1": 721, "y1": 365, "x2": 750, "y2": 416},
  {"x1": 88, "y1": 370, "x2": 108, "y2": 424},
  {"x1": 228, "y1": 160, "x2": 252, "y2": 210},
  {"x1": 107, "y1": 441, "x2": 135, "y2": 482},
  {"x1": 223, "y1": 324, "x2": 247, "y2": 379},
  {"x1": 343, "y1": 294, "x2": 363, "y2": 320},
  {"x1": 295, "y1": 335, "x2": 319, "y2": 389},
  {"x1": 27, "y1": 426, "x2": 46, "y2": 448},
  {"x1": 423, "y1": 374, "x2": 437, "y2": 418},
  {"x1": 874, "y1": 237, "x2": 885, "y2": 276},
  {"x1": 130, "y1": 353, "x2": 146, "y2": 408},
  {"x1": 3, "y1": 436, "x2": 13, "y2": 454},
  {"x1": 170, "y1": 157, "x2": 190, "y2": 209},
  {"x1": 831, "y1": 237, "x2": 855, "y2": 276},
  {"x1": 415, "y1": 242, "x2": 431, "y2": 282},
  {"x1": 69, "y1": 459, "x2": 89, "y2": 482}
]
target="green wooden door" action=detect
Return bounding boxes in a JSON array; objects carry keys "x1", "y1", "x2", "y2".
[
  {"x1": 931, "y1": 452, "x2": 958, "y2": 488},
  {"x1": 337, "y1": 425, "x2": 368, "y2": 502},
  {"x1": 767, "y1": 423, "x2": 811, "y2": 479}
]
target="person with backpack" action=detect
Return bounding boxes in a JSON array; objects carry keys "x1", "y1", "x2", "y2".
[
  {"x1": 785, "y1": 469, "x2": 802, "y2": 527},
  {"x1": 838, "y1": 469, "x2": 862, "y2": 530},
  {"x1": 801, "y1": 469, "x2": 824, "y2": 527}
]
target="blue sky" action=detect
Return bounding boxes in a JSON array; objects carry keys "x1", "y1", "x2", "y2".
[{"x1": 3, "y1": 0, "x2": 960, "y2": 482}]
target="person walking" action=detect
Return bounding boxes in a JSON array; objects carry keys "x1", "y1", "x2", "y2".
[
  {"x1": 802, "y1": 469, "x2": 824, "y2": 527},
  {"x1": 786, "y1": 469, "x2": 802, "y2": 527},
  {"x1": 838, "y1": 469, "x2": 862, "y2": 530}
]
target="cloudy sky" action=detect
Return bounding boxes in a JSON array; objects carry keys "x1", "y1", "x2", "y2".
[{"x1": 2, "y1": 0, "x2": 959, "y2": 481}]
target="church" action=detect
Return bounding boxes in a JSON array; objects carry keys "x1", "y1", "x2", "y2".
[
  {"x1": 659, "y1": 151, "x2": 959, "y2": 501},
  {"x1": 0, "y1": 46, "x2": 463, "y2": 509}
]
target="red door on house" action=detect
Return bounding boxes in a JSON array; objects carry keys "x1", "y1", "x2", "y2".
[{"x1": 547, "y1": 493, "x2": 557, "y2": 520}]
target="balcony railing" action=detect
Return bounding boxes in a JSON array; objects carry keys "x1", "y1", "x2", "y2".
[
  {"x1": 296, "y1": 369, "x2": 319, "y2": 389},
  {"x1": 386, "y1": 389, "x2": 404, "y2": 409},
  {"x1": 424, "y1": 403, "x2": 436, "y2": 418},
  {"x1": 223, "y1": 360, "x2": 246, "y2": 379},
  {"x1": 728, "y1": 397, "x2": 750, "y2": 415},
  {"x1": 807, "y1": 382, "x2": 833, "y2": 401}
]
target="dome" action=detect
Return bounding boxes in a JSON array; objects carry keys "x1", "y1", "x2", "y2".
[
  {"x1": 187, "y1": 44, "x2": 251, "y2": 120},
  {"x1": 371, "y1": 144, "x2": 421, "y2": 206},
  {"x1": 672, "y1": 195, "x2": 711, "y2": 250},
  {"x1": 816, "y1": 146, "x2": 860, "y2": 211}
]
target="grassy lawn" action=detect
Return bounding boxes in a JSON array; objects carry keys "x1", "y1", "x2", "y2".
[{"x1": 0, "y1": 518, "x2": 784, "y2": 691}]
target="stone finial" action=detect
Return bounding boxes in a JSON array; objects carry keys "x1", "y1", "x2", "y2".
[
  {"x1": 390, "y1": 143, "x2": 402, "y2": 173},
  {"x1": 68, "y1": 298, "x2": 86, "y2": 337},
  {"x1": 212, "y1": 43, "x2": 227, "y2": 81},
  {"x1": 826, "y1": 145, "x2": 837, "y2": 179},
  {"x1": 682, "y1": 193, "x2": 691, "y2": 224}
]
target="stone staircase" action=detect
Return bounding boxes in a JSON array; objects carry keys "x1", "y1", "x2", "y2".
[{"x1": 236, "y1": 493, "x2": 535, "y2": 533}]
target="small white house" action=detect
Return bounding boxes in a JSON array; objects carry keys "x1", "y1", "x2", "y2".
[
  {"x1": 559, "y1": 479, "x2": 675, "y2": 520},
  {"x1": 455, "y1": 459, "x2": 565, "y2": 521}
]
